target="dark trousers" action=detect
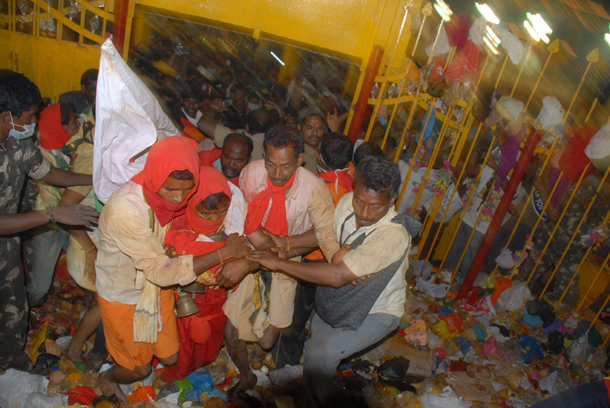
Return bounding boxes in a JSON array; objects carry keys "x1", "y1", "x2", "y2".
[
  {"x1": 531, "y1": 380, "x2": 610, "y2": 408},
  {"x1": 271, "y1": 259, "x2": 320, "y2": 368}
]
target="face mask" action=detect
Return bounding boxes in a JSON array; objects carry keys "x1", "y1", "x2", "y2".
[
  {"x1": 316, "y1": 163, "x2": 326, "y2": 174},
  {"x1": 248, "y1": 102, "x2": 261, "y2": 111},
  {"x1": 8, "y1": 112, "x2": 36, "y2": 140}
]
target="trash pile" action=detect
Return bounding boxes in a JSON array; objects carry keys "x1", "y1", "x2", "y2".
[{"x1": 2, "y1": 255, "x2": 609, "y2": 408}]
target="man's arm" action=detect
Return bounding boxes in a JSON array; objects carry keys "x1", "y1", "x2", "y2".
[
  {"x1": 191, "y1": 233, "x2": 251, "y2": 275},
  {"x1": 41, "y1": 167, "x2": 92, "y2": 187},
  {"x1": 307, "y1": 181, "x2": 341, "y2": 260},
  {"x1": 0, "y1": 205, "x2": 99, "y2": 235},
  {"x1": 246, "y1": 252, "x2": 357, "y2": 288}
]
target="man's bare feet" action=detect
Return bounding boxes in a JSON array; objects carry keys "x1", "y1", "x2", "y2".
[
  {"x1": 227, "y1": 371, "x2": 257, "y2": 403},
  {"x1": 64, "y1": 346, "x2": 87, "y2": 365},
  {"x1": 89, "y1": 357, "x2": 105, "y2": 371},
  {"x1": 98, "y1": 371, "x2": 129, "y2": 405},
  {"x1": 250, "y1": 343, "x2": 266, "y2": 370}
]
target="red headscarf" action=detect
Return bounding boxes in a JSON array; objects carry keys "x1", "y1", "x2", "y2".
[
  {"x1": 244, "y1": 173, "x2": 296, "y2": 236},
  {"x1": 131, "y1": 137, "x2": 200, "y2": 226},
  {"x1": 38, "y1": 104, "x2": 71, "y2": 150},
  {"x1": 185, "y1": 167, "x2": 232, "y2": 235}
]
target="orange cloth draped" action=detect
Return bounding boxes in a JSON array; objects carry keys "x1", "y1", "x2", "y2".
[{"x1": 131, "y1": 137, "x2": 200, "y2": 226}]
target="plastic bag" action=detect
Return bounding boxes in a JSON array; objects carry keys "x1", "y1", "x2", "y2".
[
  {"x1": 93, "y1": 39, "x2": 180, "y2": 203},
  {"x1": 417, "y1": 272, "x2": 450, "y2": 298},
  {"x1": 499, "y1": 281, "x2": 531, "y2": 312},
  {"x1": 426, "y1": 26, "x2": 451, "y2": 57},
  {"x1": 34, "y1": 352, "x2": 60, "y2": 370},
  {"x1": 534, "y1": 96, "x2": 564, "y2": 130},
  {"x1": 495, "y1": 247, "x2": 515, "y2": 269},
  {"x1": 376, "y1": 357, "x2": 417, "y2": 392},
  {"x1": 585, "y1": 123, "x2": 610, "y2": 160},
  {"x1": 539, "y1": 370, "x2": 558, "y2": 395},
  {"x1": 0, "y1": 369, "x2": 49, "y2": 408},
  {"x1": 23, "y1": 392, "x2": 69, "y2": 408},
  {"x1": 496, "y1": 23, "x2": 524, "y2": 65},
  {"x1": 467, "y1": 17, "x2": 487, "y2": 46},
  {"x1": 421, "y1": 386, "x2": 473, "y2": 408},
  {"x1": 566, "y1": 334, "x2": 591, "y2": 366},
  {"x1": 185, "y1": 371, "x2": 214, "y2": 401}
]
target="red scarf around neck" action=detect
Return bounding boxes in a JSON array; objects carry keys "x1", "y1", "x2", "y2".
[{"x1": 244, "y1": 172, "x2": 296, "y2": 236}]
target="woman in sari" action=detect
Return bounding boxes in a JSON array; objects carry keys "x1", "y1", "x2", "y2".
[{"x1": 162, "y1": 166, "x2": 248, "y2": 381}]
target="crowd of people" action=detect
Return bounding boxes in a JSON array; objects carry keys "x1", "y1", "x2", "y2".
[{"x1": 1, "y1": 25, "x2": 610, "y2": 408}]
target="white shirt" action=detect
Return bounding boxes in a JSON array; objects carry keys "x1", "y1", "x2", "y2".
[{"x1": 335, "y1": 193, "x2": 411, "y2": 318}]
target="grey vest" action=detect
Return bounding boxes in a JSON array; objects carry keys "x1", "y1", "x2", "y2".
[{"x1": 315, "y1": 213, "x2": 421, "y2": 331}]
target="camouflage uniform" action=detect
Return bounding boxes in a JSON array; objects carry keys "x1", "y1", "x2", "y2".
[
  {"x1": 0, "y1": 137, "x2": 50, "y2": 370},
  {"x1": 527, "y1": 182, "x2": 606, "y2": 307}
]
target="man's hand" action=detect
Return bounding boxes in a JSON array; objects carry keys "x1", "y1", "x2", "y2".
[
  {"x1": 327, "y1": 108, "x2": 341, "y2": 133},
  {"x1": 331, "y1": 245, "x2": 351, "y2": 264},
  {"x1": 224, "y1": 233, "x2": 251, "y2": 259},
  {"x1": 215, "y1": 258, "x2": 252, "y2": 288},
  {"x1": 351, "y1": 274, "x2": 373, "y2": 286},
  {"x1": 165, "y1": 246, "x2": 178, "y2": 258},
  {"x1": 331, "y1": 245, "x2": 364, "y2": 286},
  {"x1": 262, "y1": 229, "x2": 288, "y2": 248},
  {"x1": 210, "y1": 98, "x2": 229, "y2": 112},
  {"x1": 246, "y1": 250, "x2": 282, "y2": 272},
  {"x1": 53, "y1": 205, "x2": 99, "y2": 226}
]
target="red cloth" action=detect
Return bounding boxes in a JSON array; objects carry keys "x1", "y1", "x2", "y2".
[
  {"x1": 444, "y1": 11, "x2": 469, "y2": 49},
  {"x1": 444, "y1": 40, "x2": 480, "y2": 83},
  {"x1": 316, "y1": 169, "x2": 353, "y2": 207},
  {"x1": 428, "y1": 56, "x2": 446, "y2": 83},
  {"x1": 199, "y1": 147, "x2": 222, "y2": 168},
  {"x1": 559, "y1": 122, "x2": 600, "y2": 182},
  {"x1": 131, "y1": 137, "x2": 200, "y2": 226},
  {"x1": 38, "y1": 104, "x2": 71, "y2": 150},
  {"x1": 244, "y1": 173, "x2": 296, "y2": 236},
  {"x1": 63, "y1": 386, "x2": 98, "y2": 405},
  {"x1": 162, "y1": 181, "x2": 230, "y2": 382},
  {"x1": 185, "y1": 167, "x2": 232, "y2": 236}
]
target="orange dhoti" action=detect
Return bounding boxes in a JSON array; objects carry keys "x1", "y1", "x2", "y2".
[{"x1": 99, "y1": 289, "x2": 179, "y2": 371}]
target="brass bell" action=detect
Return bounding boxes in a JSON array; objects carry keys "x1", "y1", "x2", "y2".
[
  {"x1": 181, "y1": 281, "x2": 207, "y2": 294},
  {"x1": 175, "y1": 292, "x2": 200, "y2": 318}
]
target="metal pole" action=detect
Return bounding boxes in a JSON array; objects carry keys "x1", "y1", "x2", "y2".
[
  {"x1": 457, "y1": 129, "x2": 542, "y2": 299},
  {"x1": 525, "y1": 39, "x2": 560, "y2": 112},
  {"x1": 347, "y1": 46, "x2": 384, "y2": 142},
  {"x1": 113, "y1": 0, "x2": 129, "y2": 55}
]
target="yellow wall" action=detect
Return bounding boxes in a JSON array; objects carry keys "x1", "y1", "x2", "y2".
[
  {"x1": 0, "y1": 30, "x2": 101, "y2": 101},
  {"x1": 134, "y1": 0, "x2": 387, "y2": 63},
  {"x1": 0, "y1": 0, "x2": 418, "y2": 102}
]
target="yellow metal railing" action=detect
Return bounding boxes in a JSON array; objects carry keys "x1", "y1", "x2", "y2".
[
  {"x1": 2, "y1": 0, "x2": 113, "y2": 45},
  {"x1": 351, "y1": 1, "x2": 610, "y2": 320}
]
